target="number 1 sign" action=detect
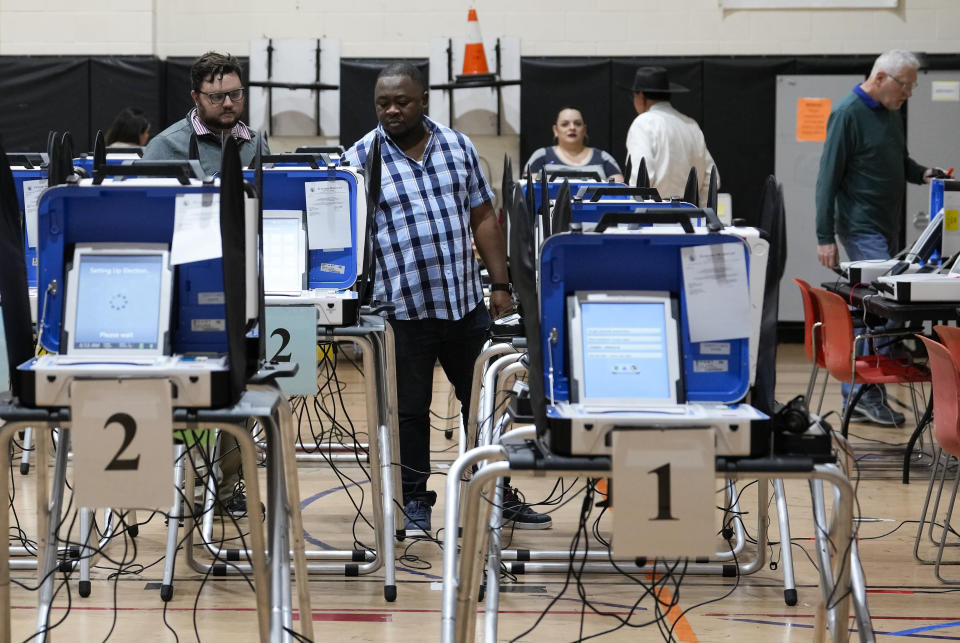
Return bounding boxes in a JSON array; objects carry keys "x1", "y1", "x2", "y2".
[
  {"x1": 611, "y1": 428, "x2": 716, "y2": 558},
  {"x1": 70, "y1": 379, "x2": 175, "y2": 509}
]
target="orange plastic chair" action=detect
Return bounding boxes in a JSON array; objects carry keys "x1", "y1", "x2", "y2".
[
  {"x1": 935, "y1": 325, "x2": 960, "y2": 363},
  {"x1": 915, "y1": 334, "x2": 960, "y2": 582},
  {"x1": 793, "y1": 278, "x2": 827, "y2": 413},
  {"x1": 809, "y1": 286, "x2": 929, "y2": 436}
]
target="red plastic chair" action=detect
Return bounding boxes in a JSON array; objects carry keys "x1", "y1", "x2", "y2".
[
  {"x1": 915, "y1": 334, "x2": 960, "y2": 582},
  {"x1": 935, "y1": 325, "x2": 960, "y2": 364},
  {"x1": 809, "y1": 286, "x2": 929, "y2": 436},
  {"x1": 793, "y1": 278, "x2": 827, "y2": 413}
]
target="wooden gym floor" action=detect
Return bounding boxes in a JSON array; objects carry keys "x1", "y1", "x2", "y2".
[{"x1": 4, "y1": 342, "x2": 959, "y2": 642}]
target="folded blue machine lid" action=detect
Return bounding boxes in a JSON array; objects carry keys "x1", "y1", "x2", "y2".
[
  {"x1": 539, "y1": 231, "x2": 752, "y2": 404},
  {"x1": 36, "y1": 182, "x2": 226, "y2": 355},
  {"x1": 244, "y1": 166, "x2": 362, "y2": 291}
]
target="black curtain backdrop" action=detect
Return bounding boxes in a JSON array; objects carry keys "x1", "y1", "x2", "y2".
[
  {"x1": 0, "y1": 57, "x2": 89, "y2": 151},
  {"x1": 611, "y1": 58, "x2": 703, "y2": 168},
  {"x1": 89, "y1": 56, "x2": 163, "y2": 146},
  {"x1": 339, "y1": 58, "x2": 429, "y2": 152},
  {"x1": 701, "y1": 56, "x2": 794, "y2": 228},
  {"x1": 519, "y1": 59, "x2": 611, "y2": 173},
  {"x1": 2, "y1": 53, "x2": 960, "y2": 219}
]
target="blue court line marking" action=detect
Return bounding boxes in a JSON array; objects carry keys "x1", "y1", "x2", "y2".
[
  {"x1": 300, "y1": 480, "x2": 369, "y2": 550},
  {"x1": 719, "y1": 618, "x2": 960, "y2": 640},
  {"x1": 889, "y1": 622, "x2": 960, "y2": 636},
  {"x1": 299, "y1": 481, "x2": 444, "y2": 580}
]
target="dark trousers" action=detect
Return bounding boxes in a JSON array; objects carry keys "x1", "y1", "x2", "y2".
[{"x1": 390, "y1": 304, "x2": 491, "y2": 505}]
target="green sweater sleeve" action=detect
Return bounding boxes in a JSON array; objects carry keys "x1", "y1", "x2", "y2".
[{"x1": 815, "y1": 109, "x2": 852, "y2": 245}]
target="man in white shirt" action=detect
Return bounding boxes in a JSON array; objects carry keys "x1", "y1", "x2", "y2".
[{"x1": 625, "y1": 66, "x2": 717, "y2": 205}]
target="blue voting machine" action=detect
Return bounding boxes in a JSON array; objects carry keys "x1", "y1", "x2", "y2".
[{"x1": 244, "y1": 156, "x2": 367, "y2": 326}]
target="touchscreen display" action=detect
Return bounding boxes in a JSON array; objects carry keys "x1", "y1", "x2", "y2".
[
  {"x1": 580, "y1": 300, "x2": 674, "y2": 402},
  {"x1": 72, "y1": 254, "x2": 164, "y2": 351}
]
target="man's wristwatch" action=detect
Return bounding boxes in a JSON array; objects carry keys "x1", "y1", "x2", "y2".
[{"x1": 490, "y1": 282, "x2": 513, "y2": 294}]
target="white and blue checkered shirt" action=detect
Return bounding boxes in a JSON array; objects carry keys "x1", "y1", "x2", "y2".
[{"x1": 342, "y1": 117, "x2": 494, "y2": 321}]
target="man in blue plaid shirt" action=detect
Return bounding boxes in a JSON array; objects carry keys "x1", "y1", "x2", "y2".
[{"x1": 343, "y1": 63, "x2": 550, "y2": 534}]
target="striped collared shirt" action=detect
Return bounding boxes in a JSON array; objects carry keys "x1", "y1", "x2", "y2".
[
  {"x1": 189, "y1": 108, "x2": 252, "y2": 141},
  {"x1": 342, "y1": 117, "x2": 494, "y2": 321}
]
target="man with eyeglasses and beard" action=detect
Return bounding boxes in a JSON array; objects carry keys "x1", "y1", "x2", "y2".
[
  {"x1": 143, "y1": 51, "x2": 268, "y2": 174},
  {"x1": 143, "y1": 51, "x2": 267, "y2": 518}
]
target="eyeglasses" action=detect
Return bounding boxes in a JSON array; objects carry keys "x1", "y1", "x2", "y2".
[
  {"x1": 889, "y1": 75, "x2": 918, "y2": 91},
  {"x1": 197, "y1": 88, "x2": 245, "y2": 105}
]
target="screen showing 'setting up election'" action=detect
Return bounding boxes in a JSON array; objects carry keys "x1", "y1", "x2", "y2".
[{"x1": 71, "y1": 254, "x2": 165, "y2": 351}]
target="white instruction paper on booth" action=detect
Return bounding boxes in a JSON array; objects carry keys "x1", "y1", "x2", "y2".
[
  {"x1": 680, "y1": 243, "x2": 750, "y2": 343},
  {"x1": 305, "y1": 181, "x2": 351, "y2": 251},
  {"x1": 69, "y1": 379, "x2": 174, "y2": 509},
  {"x1": 171, "y1": 193, "x2": 222, "y2": 265},
  {"x1": 22, "y1": 179, "x2": 46, "y2": 249}
]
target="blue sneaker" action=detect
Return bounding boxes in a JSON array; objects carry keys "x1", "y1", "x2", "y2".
[
  {"x1": 404, "y1": 499, "x2": 432, "y2": 536},
  {"x1": 854, "y1": 398, "x2": 905, "y2": 426}
]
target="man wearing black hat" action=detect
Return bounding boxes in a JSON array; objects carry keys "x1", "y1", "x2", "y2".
[{"x1": 625, "y1": 66, "x2": 717, "y2": 205}]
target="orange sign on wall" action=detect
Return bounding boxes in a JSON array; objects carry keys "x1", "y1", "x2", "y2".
[{"x1": 796, "y1": 98, "x2": 832, "y2": 142}]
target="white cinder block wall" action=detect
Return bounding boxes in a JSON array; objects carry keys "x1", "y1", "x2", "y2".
[{"x1": 0, "y1": 0, "x2": 958, "y2": 58}]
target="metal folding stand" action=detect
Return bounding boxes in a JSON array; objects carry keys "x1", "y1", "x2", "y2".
[
  {"x1": 0, "y1": 385, "x2": 314, "y2": 643},
  {"x1": 466, "y1": 357, "x2": 758, "y2": 577},
  {"x1": 465, "y1": 339, "x2": 805, "y2": 604},
  {"x1": 440, "y1": 437, "x2": 864, "y2": 643},
  {"x1": 462, "y1": 340, "x2": 523, "y2": 458},
  {"x1": 184, "y1": 316, "x2": 401, "y2": 601}
]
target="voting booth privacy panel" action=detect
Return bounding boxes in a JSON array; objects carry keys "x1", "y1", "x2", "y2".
[
  {"x1": 8, "y1": 156, "x2": 46, "y2": 288},
  {"x1": 17, "y1": 154, "x2": 258, "y2": 408}
]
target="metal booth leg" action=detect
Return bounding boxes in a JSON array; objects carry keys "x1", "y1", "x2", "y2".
[
  {"x1": 211, "y1": 421, "x2": 271, "y2": 642},
  {"x1": 20, "y1": 426, "x2": 32, "y2": 475},
  {"x1": 265, "y1": 386, "x2": 315, "y2": 639},
  {"x1": 34, "y1": 427, "x2": 70, "y2": 642},
  {"x1": 772, "y1": 478, "x2": 798, "y2": 606},
  {"x1": 441, "y1": 445, "x2": 508, "y2": 643},
  {"x1": 374, "y1": 323, "x2": 405, "y2": 542},
  {"x1": 0, "y1": 420, "x2": 33, "y2": 642},
  {"x1": 161, "y1": 442, "x2": 188, "y2": 601}
]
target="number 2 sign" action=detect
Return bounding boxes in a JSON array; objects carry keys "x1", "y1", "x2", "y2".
[
  {"x1": 265, "y1": 305, "x2": 319, "y2": 396},
  {"x1": 69, "y1": 379, "x2": 175, "y2": 509}
]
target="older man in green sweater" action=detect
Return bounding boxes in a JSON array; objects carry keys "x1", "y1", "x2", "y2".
[{"x1": 815, "y1": 49, "x2": 941, "y2": 426}]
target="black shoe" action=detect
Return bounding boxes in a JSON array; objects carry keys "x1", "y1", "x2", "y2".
[
  {"x1": 215, "y1": 485, "x2": 265, "y2": 519},
  {"x1": 502, "y1": 486, "x2": 552, "y2": 530},
  {"x1": 403, "y1": 499, "x2": 432, "y2": 536}
]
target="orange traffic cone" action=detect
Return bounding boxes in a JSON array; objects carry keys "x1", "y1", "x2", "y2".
[{"x1": 462, "y1": 8, "x2": 490, "y2": 76}]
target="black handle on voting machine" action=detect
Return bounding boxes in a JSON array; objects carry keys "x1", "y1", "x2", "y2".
[
  {"x1": 93, "y1": 160, "x2": 209, "y2": 185},
  {"x1": 593, "y1": 208, "x2": 723, "y2": 234},
  {"x1": 248, "y1": 153, "x2": 328, "y2": 170},
  {"x1": 583, "y1": 185, "x2": 662, "y2": 203}
]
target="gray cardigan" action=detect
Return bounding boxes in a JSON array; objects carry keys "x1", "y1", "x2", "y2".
[{"x1": 142, "y1": 113, "x2": 267, "y2": 175}]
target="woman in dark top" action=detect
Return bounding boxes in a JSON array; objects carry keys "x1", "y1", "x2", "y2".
[
  {"x1": 105, "y1": 107, "x2": 150, "y2": 147},
  {"x1": 523, "y1": 107, "x2": 624, "y2": 182}
]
